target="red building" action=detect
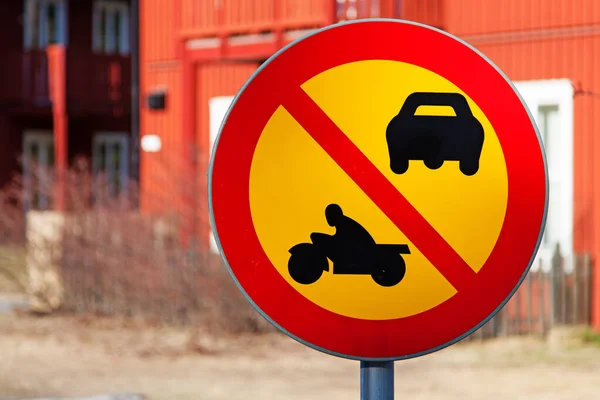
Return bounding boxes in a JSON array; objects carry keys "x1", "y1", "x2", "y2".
[
  {"x1": 139, "y1": 0, "x2": 600, "y2": 329},
  {"x1": 138, "y1": 0, "x2": 442, "y2": 245},
  {"x1": 0, "y1": 0, "x2": 132, "y2": 210},
  {"x1": 444, "y1": 0, "x2": 600, "y2": 329}
]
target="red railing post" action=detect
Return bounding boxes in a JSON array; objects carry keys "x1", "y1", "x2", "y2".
[
  {"x1": 46, "y1": 45, "x2": 68, "y2": 212},
  {"x1": 325, "y1": 0, "x2": 337, "y2": 25}
]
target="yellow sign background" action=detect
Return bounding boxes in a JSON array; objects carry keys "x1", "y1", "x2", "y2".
[{"x1": 249, "y1": 60, "x2": 508, "y2": 320}]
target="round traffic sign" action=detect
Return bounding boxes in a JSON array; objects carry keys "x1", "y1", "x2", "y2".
[{"x1": 208, "y1": 19, "x2": 548, "y2": 361}]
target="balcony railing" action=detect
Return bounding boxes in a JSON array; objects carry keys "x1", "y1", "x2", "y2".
[
  {"x1": 0, "y1": 48, "x2": 130, "y2": 116},
  {"x1": 0, "y1": 50, "x2": 50, "y2": 108},
  {"x1": 178, "y1": 0, "x2": 341, "y2": 39},
  {"x1": 176, "y1": 0, "x2": 445, "y2": 40},
  {"x1": 67, "y1": 52, "x2": 131, "y2": 116}
]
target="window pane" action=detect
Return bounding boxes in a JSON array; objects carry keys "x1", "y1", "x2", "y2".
[
  {"x1": 47, "y1": 3, "x2": 57, "y2": 44},
  {"x1": 93, "y1": 138, "x2": 129, "y2": 199},
  {"x1": 30, "y1": 142, "x2": 39, "y2": 165},
  {"x1": 48, "y1": 140, "x2": 55, "y2": 167},
  {"x1": 94, "y1": 2, "x2": 130, "y2": 54},
  {"x1": 100, "y1": 9, "x2": 107, "y2": 51},
  {"x1": 30, "y1": 0, "x2": 40, "y2": 48},
  {"x1": 99, "y1": 142, "x2": 107, "y2": 172},
  {"x1": 115, "y1": 11, "x2": 121, "y2": 53}
]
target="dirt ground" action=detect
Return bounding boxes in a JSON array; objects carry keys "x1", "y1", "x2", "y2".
[{"x1": 1, "y1": 307, "x2": 600, "y2": 400}]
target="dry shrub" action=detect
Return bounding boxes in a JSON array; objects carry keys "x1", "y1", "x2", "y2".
[{"x1": 0, "y1": 155, "x2": 274, "y2": 334}]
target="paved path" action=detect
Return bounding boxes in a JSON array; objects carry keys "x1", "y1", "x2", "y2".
[{"x1": 29, "y1": 394, "x2": 144, "y2": 400}]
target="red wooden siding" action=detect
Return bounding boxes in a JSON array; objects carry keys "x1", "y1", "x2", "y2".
[
  {"x1": 283, "y1": 0, "x2": 334, "y2": 27},
  {"x1": 444, "y1": 0, "x2": 600, "y2": 329},
  {"x1": 401, "y1": 0, "x2": 444, "y2": 29},
  {"x1": 140, "y1": 63, "x2": 182, "y2": 214},
  {"x1": 138, "y1": 0, "x2": 600, "y2": 330},
  {"x1": 195, "y1": 63, "x2": 258, "y2": 169},
  {"x1": 446, "y1": 0, "x2": 600, "y2": 37},
  {"x1": 469, "y1": 38, "x2": 599, "y2": 257},
  {"x1": 141, "y1": 0, "x2": 177, "y2": 62},
  {"x1": 178, "y1": 0, "x2": 335, "y2": 39},
  {"x1": 193, "y1": 62, "x2": 259, "y2": 247}
]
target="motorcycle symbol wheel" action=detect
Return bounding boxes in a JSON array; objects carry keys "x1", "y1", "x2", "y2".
[
  {"x1": 288, "y1": 243, "x2": 327, "y2": 285},
  {"x1": 371, "y1": 251, "x2": 407, "y2": 287}
]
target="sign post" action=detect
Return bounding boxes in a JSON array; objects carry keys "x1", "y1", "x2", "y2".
[
  {"x1": 208, "y1": 19, "x2": 547, "y2": 399},
  {"x1": 361, "y1": 361, "x2": 394, "y2": 400}
]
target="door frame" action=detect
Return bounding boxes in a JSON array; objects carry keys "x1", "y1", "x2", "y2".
[
  {"x1": 92, "y1": 131, "x2": 130, "y2": 199},
  {"x1": 22, "y1": 130, "x2": 55, "y2": 211},
  {"x1": 513, "y1": 79, "x2": 574, "y2": 272}
]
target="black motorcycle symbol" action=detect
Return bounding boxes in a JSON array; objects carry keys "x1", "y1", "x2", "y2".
[{"x1": 287, "y1": 204, "x2": 410, "y2": 287}]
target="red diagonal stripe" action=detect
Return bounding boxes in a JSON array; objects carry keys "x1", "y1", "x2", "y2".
[{"x1": 282, "y1": 88, "x2": 477, "y2": 292}]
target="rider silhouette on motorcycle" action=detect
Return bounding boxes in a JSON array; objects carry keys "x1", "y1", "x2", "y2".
[{"x1": 310, "y1": 204, "x2": 378, "y2": 269}]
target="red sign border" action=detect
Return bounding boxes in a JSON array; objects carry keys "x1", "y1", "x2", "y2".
[{"x1": 208, "y1": 19, "x2": 548, "y2": 361}]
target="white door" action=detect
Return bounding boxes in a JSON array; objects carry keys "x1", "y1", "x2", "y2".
[
  {"x1": 92, "y1": 133, "x2": 129, "y2": 201},
  {"x1": 208, "y1": 96, "x2": 235, "y2": 254},
  {"x1": 513, "y1": 79, "x2": 574, "y2": 272},
  {"x1": 23, "y1": 131, "x2": 55, "y2": 211}
]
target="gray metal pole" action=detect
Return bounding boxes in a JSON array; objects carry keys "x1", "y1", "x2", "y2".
[{"x1": 360, "y1": 361, "x2": 394, "y2": 400}]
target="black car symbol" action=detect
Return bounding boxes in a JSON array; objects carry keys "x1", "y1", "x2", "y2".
[{"x1": 385, "y1": 92, "x2": 485, "y2": 176}]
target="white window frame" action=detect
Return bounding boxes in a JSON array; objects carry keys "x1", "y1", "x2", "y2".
[
  {"x1": 92, "y1": 132, "x2": 129, "y2": 200},
  {"x1": 513, "y1": 79, "x2": 574, "y2": 272},
  {"x1": 23, "y1": 0, "x2": 68, "y2": 49},
  {"x1": 22, "y1": 130, "x2": 55, "y2": 211},
  {"x1": 92, "y1": 1, "x2": 130, "y2": 55},
  {"x1": 208, "y1": 96, "x2": 235, "y2": 254}
]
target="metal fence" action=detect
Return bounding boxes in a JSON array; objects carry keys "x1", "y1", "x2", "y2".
[{"x1": 464, "y1": 247, "x2": 593, "y2": 341}]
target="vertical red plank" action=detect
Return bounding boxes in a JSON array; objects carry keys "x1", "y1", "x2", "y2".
[
  {"x1": 273, "y1": 0, "x2": 283, "y2": 49},
  {"x1": 180, "y1": 51, "x2": 196, "y2": 247},
  {"x1": 173, "y1": 0, "x2": 184, "y2": 58},
  {"x1": 591, "y1": 34, "x2": 600, "y2": 331},
  {"x1": 325, "y1": 0, "x2": 336, "y2": 24},
  {"x1": 46, "y1": 45, "x2": 67, "y2": 211}
]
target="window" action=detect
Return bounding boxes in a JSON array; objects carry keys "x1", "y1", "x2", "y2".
[
  {"x1": 92, "y1": 133, "x2": 129, "y2": 202},
  {"x1": 22, "y1": 131, "x2": 55, "y2": 211},
  {"x1": 92, "y1": 1, "x2": 130, "y2": 55},
  {"x1": 23, "y1": 0, "x2": 67, "y2": 49},
  {"x1": 513, "y1": 79, "x2": 574, "y2": 272},
  {"x1": 208, "y1": 96, "x2": 235, "y2": 253}
]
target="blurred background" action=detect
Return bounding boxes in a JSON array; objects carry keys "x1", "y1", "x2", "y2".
[{"x1": 1, "y1": 0, "x2": 600, "y2": 399}]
